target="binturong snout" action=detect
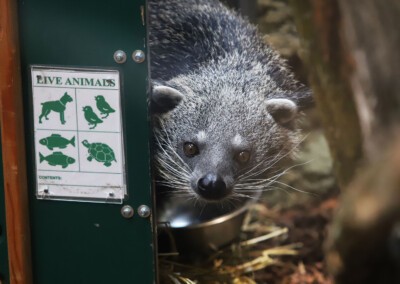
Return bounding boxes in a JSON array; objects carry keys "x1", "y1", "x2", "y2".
[{"x1": 195, "y1": 173, "x2": 232, "y2": 201}]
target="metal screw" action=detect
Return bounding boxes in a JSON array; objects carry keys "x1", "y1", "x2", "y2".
[
  {"x1": 113, "y1": 50, "x2": 127, "y2": 64},
  {"x1": 121, "y1": 205, "x2": 134, "y2": 219},
  {"x1": 137, "y1": 205, "x2": 151, "y2": 218},
  {"x1": 132, "y1": 50, "x2": 145, "y2": 63},
  {"x1": 109, "y1": 192, "x2": 115, "y2": 197}
]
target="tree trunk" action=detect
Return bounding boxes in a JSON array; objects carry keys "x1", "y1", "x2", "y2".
[
  {"x1": 290, "y1": 0, "x2": 400, "y2": 283},
  {"x1": 290, "y1": 0, "x2": 363, "y2": 188}
]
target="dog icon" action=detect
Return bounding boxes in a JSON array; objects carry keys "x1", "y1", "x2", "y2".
[{"x1": 39, "y1": 92, "x2": 73, "y2": 125}]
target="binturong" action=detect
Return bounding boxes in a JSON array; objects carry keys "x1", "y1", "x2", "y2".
[{"x1": 148, "y1": 0, "x2": 313, "y2": 204}]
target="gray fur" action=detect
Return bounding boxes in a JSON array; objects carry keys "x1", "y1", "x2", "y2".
[{"x1": 149, "y1": 0, "x2": 312, "y2": 203}]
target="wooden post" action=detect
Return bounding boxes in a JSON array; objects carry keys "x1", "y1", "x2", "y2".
[{"x1": 0, "y1": 0, "x2": 33, "y2": 283}]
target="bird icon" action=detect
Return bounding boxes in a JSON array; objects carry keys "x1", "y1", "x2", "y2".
[
  {"x1": 95, "y1": 95, "x2": 115, "y2": 119},
  {"x1": 82, "y1": 106, "x2": 103, "y2": 129}
]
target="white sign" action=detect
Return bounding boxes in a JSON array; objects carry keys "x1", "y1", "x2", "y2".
[{"x1": 31, "y1": 66, "x2": 126, "y2": 203}]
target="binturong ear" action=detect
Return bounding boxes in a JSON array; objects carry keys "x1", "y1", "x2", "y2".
[
  {"x1": 265, "y1": 98, "x2": 298, "y2": 125},
  {"x1": 151, "y1": 85, "x2": 184, "y2": 114}
]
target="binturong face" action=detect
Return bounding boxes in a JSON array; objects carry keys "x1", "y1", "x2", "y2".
[{"x1": 151, "y1": 68, "x2": 307, "y2": 203}]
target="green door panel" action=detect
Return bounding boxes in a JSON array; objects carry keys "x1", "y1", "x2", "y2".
[{"x1": 18, "y1": 0, "x2": 156, "y2": 283}]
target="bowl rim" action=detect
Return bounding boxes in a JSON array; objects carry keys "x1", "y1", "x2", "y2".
[{"x1": 172, "y1": 201, "x2": 251, "y2": 230}]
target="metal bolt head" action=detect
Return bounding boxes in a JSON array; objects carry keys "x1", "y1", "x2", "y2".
[
  {"x1": 113, "y1": 50, "x2": 127, "y2": 64},
  {"x1": 121, "y1": 205, "x2": 134, "y2": 219},
  {"x1": 137, "y1": 205, "x2": 151, "y2": 218},
  {"x1": 132, "y1": 50, "x2": 145, "y2": 63}
]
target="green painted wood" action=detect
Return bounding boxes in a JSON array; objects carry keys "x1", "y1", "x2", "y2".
[
  {"x1": 18, "y1": 0, "x2": 156, "y2": 283},
  {"x1": 0, "y1": 131, "x2": 10, "y2": 284}
]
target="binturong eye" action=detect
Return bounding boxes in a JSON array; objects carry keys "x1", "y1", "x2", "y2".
[
  {"x1": 183, "y1": 142, "x2": 199, "y2": 157},
  {"x1": 235, "y1": 151, "x2": 250, "y2": 164}
]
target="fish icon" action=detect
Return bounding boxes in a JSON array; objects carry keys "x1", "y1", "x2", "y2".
[
  {"x1": 39, "y1": 152, "x2": 75, "y2": 168},
  {"x1": 39, "y1": 134, "x2": 75, "y2": 150}
]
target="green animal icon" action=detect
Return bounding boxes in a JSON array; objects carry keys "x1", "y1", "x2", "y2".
[
  {"x1": 83, "y1": 106, "x2": 103, "y2": 129},
  {"x1": 39, "y1": 152, "x2": 76, "y2": 168},
  {"x1": 95, "y1": 95, "x2": 115, "y2": 118},
  {"x1": 39, "y1": 92, "x2": 73, "y2": 124},
  {"x1": 39, "y1": 134, "x2": 75, "y2": 150},
  {"x1": 82, "y1": 140, "x2": 116, "y2": 167}
]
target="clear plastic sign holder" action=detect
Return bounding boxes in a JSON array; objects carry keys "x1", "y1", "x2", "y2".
[{"x1": 31, "y1": 66, "x2": 126, "y2": 203}]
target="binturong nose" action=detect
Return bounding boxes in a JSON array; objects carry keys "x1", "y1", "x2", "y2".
[{"x1": 196, "y1": 173, "x2": 232, "y2": 201}]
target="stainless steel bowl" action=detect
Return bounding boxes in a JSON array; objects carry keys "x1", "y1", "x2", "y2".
[{"x1": 158, "y1": 199, "x2": 254, "y2": 257}]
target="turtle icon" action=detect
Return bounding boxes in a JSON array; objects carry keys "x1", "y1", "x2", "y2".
[{"x1": 82, "y1": 140, "x2": 116, "y2": 167}]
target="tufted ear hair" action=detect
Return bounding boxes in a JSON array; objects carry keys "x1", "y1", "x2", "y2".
[
  {"x1": 266, "y1": 98, "x2": 298, "y2": 125},
  {"x1": 286, "y1": 89, "x2": 314, "y2": 111},
  {"x1": 151, "y1": 85, "x2": 184, "y2": 114}
]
